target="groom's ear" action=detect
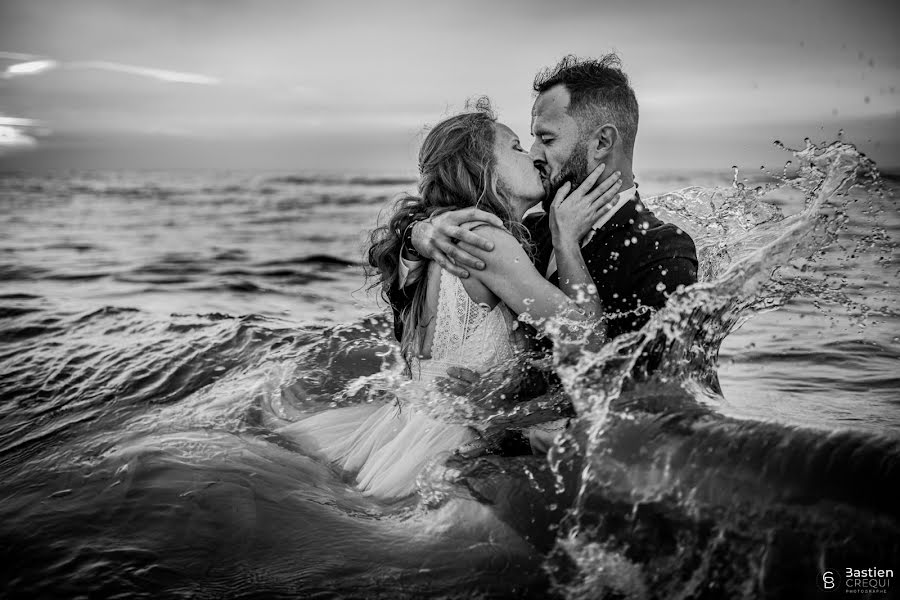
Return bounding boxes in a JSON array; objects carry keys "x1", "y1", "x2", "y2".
[{"x1": 588, "y1": 124, "x2": 618, "y2": 159}]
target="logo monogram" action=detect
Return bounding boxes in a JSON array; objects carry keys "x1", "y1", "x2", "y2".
[{"x1": 817, "y1": 568, "x2": 841, "y2": 592}]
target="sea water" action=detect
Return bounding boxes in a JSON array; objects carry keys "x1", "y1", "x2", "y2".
[{"x1": 0, "y1": 141, "x2": 897, "y2": 598}]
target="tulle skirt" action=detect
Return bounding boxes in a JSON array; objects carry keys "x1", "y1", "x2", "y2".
[{"x1": 278, "y1": 400, "x2": 477, "y2": 501}]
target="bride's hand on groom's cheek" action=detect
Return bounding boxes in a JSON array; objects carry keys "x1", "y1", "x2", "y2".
[
  {"x1": 413, "y1": 208, "x2": 503, "y2": 278},
  {"x1": 549, "y1": 163, "x2": 622, "y2": 245}
]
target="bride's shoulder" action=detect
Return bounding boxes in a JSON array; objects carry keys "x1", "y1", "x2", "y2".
[
  {"x1": 460, "y1": 223, "x2": 532, "y2": 278},
  {"x1": 465, "y1": 222, "x2": 519, "y2": 248}
]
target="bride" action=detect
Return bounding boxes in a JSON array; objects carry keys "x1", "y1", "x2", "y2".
[{"x1": 279, "y1": 101, "x2": 621, "y2": 501}]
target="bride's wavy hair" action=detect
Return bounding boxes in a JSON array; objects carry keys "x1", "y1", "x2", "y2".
[{"x1": 366, "y1": 98, "x2": 532, "y2": 362}]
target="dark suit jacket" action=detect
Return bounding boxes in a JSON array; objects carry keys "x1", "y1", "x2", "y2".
[
  {"x1": 525, "y1": 193, "x2": 698, "y2": 339},
  {"x1": 388, "y1": 193, "x2": 698, "y2": 342}
]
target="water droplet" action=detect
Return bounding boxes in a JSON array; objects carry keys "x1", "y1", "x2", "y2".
[{"x1": 864, "y1": 96, "x2": 871, "y2": 104}]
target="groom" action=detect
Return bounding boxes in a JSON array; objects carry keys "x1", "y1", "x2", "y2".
[{"x1": 394, "y1": 53, "x2": 698, "y2": 347}]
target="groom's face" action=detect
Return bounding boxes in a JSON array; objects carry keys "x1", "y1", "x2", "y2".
[{"x1": 529, "y1": 84, "x2": 589, "y2": 198}]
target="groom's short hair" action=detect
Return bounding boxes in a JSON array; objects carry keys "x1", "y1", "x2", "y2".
[{"x1": 533, "y1": 54, "x2": 639, "y2": 158}]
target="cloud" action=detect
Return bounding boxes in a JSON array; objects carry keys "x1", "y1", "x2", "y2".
[
  {"x1": 72, "y1": 61, "x2": 220, "y2": 85},
  {"x1": 3, "y1": 59, "x2": 58, "y2": 77},
  {"x1": 0, "y1": 51, "x2": 44, "y2": 61},
  {"x1": 0, "y1": 115, "x2": 46, "y2": 158},
  {"x1": 1, "y1": 53, "x2": 220, "y2": 85},
  {"x1": 0, "y1": 125, "x2": 38, "y2": 156},
  {"x1": 0, "y1": 117, "x2": 42, "y2": 127}
]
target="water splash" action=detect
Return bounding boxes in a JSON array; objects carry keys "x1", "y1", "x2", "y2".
[
  {"x1": 544, "y1": 139, "x2": 895, "y2": 598},
  {"x1": 1, "y1": 147, "x2": 896, "y2": 598}
]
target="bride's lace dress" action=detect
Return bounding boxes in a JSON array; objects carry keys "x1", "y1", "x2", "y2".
[{"x1": 279, "y1": 267, "x2": 522, "y2": 501}]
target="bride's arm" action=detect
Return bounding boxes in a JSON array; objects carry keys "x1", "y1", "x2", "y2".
[
  {"x1": 549, "y1": 167, "x2": 622, "y2": 326},
  {"x1": 459, "y1": 226, "x2": 602, "y2": 349},
  {"x1": 553, "y1": 240, "x2": 602, "y2": 319}
]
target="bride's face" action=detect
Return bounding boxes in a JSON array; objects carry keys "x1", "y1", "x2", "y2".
[{"x1": 493, "y1": 123, "x2": 546, "y2": 215}]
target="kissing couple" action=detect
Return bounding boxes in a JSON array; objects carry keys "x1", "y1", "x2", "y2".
[{"x1": 280, "y1": 53, "x2": 698, "y2": 501}]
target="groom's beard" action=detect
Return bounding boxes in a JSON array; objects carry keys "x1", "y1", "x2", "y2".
[{"x1": 541, "y1": 141, "x2": 590, "y2": 211}]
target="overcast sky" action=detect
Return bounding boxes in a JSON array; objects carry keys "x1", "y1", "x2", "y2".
[{"x1": 1, "y1": 0, "x2": 898, "y2": 174}]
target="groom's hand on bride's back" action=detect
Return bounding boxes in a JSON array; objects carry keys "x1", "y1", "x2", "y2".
[
  {"x1": 437, "y1": 362, "x2": 548, "y2": 408},
  {"x1": 410, "y1": 208, "x2": 503, "y2": 279},
  {"x1": 438, "y1": 366, "x2": 483, "y2": 398}
]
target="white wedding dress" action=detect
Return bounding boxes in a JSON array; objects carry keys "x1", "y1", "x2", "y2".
[{"x1": 279, "y1": 266, "x2": 523, "y2": 501}]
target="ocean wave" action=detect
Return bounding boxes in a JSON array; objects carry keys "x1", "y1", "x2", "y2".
[
  {"x1": 0, "y1": 264, "x2": 50, "y2": 280},
  {"x1": 265, "y1": 174, "x2": 417, "y2": 186},
  {"x1": 257, "y1": 254, "x2": 361, "y2": 267},
  {"x1": 0, "y1": 306, "x2": 41, "y2": 319}
]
